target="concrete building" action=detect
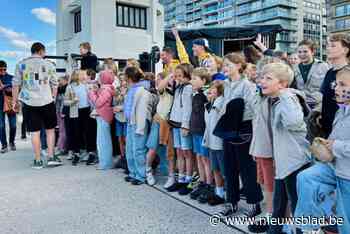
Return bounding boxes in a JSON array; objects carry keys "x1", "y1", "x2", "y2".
[
  {"x1": 56, "y1": 0, "x2": 164, "y2": 62},
  {"x1": 161, "y1": 0, "x2": 327, "y2": 57},
  {"x1": 327, "y1": 0, "x2": 350, "y2": 34}
]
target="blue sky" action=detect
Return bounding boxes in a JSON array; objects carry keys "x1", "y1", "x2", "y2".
[{"x1": 0, "y1": 0, "x2": 56, "y2": 74}]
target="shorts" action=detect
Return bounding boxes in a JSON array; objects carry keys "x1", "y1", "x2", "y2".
[
  {"x1": 173, "y1": 128, "x2": 192, "y2": 150},
  {"x1": 115, "y1": 120, "x2": 127, "y2": 137},
  {"x1": 255, "y1": 157, "x2": 274, "y2": 193},
  {"x1": 209, "y1": 149, "x2": 225, "y2": 175},
  {"x1": 22, "y1": 102, "x2": 57, "y2": 132},
  {"x1": 192, "y1": 134, "x2": 208, "y2": 157},
  {"x1": 146, "y1": 121, "x2": 160, "y2": 150}
]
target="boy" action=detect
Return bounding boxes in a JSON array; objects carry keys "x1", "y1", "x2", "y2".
[
  {"x1": 203, "y1": 82, "x2": 226, "y2": 206},
  {"x1": 188, "y1": 68, "x2": 212, "y2": 202},
  {"x1": 295, "y1": 66, "x2": 350, "y2": 234},
  {"x1": 259, "y1": 63, "x2": 311, "y2": 234}
]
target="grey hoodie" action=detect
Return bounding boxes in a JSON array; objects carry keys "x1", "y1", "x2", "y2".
[
  {"x1": 270, "y1": 90, "x2": 311, "y2": 179},
  {"x1": 329, "y1": 105, "x2": 350, "y2": 180},
  {"x1": 293, "y1": 60, "x2": 330, "y2": 110}
]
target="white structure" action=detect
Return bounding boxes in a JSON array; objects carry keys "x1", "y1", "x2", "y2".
[{"x1": 56, "y1": 0, "x2": 164, "y2": 62}]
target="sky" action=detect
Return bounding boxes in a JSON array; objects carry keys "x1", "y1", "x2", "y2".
[{"x1": 0, "y1": 0, "x2": 56, "y2": 74}]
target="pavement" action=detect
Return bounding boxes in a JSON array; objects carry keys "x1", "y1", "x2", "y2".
[{"x1": 0, "y1": 139, "x2": 249, "y2": 234}]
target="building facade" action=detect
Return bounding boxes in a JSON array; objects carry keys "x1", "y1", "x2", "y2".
[
  {"x1": 56, "y1": 0, "x2": 164, "y2": 62},
  {"x1": 161, "y1": 0, "x2": 326, "y2": 57},
  {"x1": 327, "y1": 0, "x2": 350, "y2": 34}
]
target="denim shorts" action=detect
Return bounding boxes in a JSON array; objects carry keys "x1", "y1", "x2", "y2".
[
  {"x1": 173, "y1": 128, "x2": 192, "y2": 150},
  {"x1": 146, "y1": 121, "x2": 160, "y2": 150},
  {"x1": 115, "y1": 120, "x2": 127, "y2": 137},
  {"x1": 209, "y1": 149, "x2": 225, "y2": 175},
  {"x1": 192, "y1": 134, "x2": 208, "y2": 157}
]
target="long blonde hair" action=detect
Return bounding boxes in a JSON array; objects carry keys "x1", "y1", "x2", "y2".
[{"x1": 70, "y1": 70, "x2": 81, "y2": 84}]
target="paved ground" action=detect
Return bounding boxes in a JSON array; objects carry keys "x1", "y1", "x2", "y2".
[{"x1": 0, "y1": 139, "x2": 247, "y2": 234}]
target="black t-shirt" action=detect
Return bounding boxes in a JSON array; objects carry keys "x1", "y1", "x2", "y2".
[
  {"x1": 81, "y1": 52, "x2": 98, "y2": 72},
  {"x1": 320, "y1": 68, "x2": 338, "y2": 138},
  {"x1": 299, "y1": 61, "x2": 314, "y2": 83}
]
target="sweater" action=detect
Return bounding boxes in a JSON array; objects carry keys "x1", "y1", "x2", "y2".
[
  {"x1": 81, "y1": 52, "x2": 98, "y2": 72},
  {"x1": 190, "y1": 90, "x2": 208, "y2": 135},
  {"x1": 88, "y1": 85, "x2": 114, "y2": 123}
]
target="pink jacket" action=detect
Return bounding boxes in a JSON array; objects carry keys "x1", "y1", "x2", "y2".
[{"x1": 88, "y1": 71, "x2": 115, "y2": 123}]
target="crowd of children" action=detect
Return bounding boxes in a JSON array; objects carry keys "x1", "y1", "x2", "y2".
[{"x1": 37, "y1": 31, "x2": 350, "y2": 234}]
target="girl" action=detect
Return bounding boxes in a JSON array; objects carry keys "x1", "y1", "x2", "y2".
[
  {"x1": 63, "y1": 70, "x2": 80, "y2": 164},
  {"x1": 55, "y1": 75, "x2": 69, "y2": 155},
  {"x1": 167, "y1": 64, "x2": 194, "y2": 195},
  {"x1": 113, "y1": 73, "x2": 128, "y2": 169},
  {"x1": 88, "y1": 71, "x2": 115, "y2": 170},
  {"x1": 220, "y1": 53, "x2": 263, "y2": 217},
  {"x1": 124, "y1": 67, "x2": 152, "y2": 185},
  {"x1": 145, "y1": 72, "x2": 175, "y2": 187}
]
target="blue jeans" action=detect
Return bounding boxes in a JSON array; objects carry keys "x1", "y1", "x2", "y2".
[
  {"x1": 0, "y1": 111, "x2": 16, "y2": 147},
  {"x1": 295, "y1": 163, "x2": 350, "y2": 233},
  {"x1": 96, "y1": 117, "x2": 113, "y2": 169},
  {"x1": 40, "y1": 128, "x2": 47, "y2": 150},
  {"x1": 126, "y1": 123, "x2": 149, "y2": 182}
]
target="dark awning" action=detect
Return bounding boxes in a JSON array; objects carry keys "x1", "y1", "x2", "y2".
[{"x1": 165, "y1": 24, "x2": 283, "y2": 41}]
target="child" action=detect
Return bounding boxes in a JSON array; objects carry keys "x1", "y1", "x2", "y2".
[
  {"x1": 63, "y1": 70, "x2": 80, "y2": 163},
  {"x1": 145, "y1": 72, "x2": 175, "y2": 187},
  {"x1": 88, "y1": 71, "x2": 115, "y2": 170},
  {"x1": 259, "y1": 63, "x2": 311, "y2": 234},
  {"x1": 55, "y1": 75, "x2": 69, "y2": 155},
  {"x1": 295, "y1": 65, "x2": 350, "y2": 234},
  {"x1": 188, "y1": 68, "x2": 212, "y2": 202},
  {"x1": 203, "y1": 81, "x2": 226, "y2": 206},
  {"x1": 124, "y1": 67, "x2": 152, "y2": 185},
  {"x1": 220, "y1": 53, "x2": 263, "y2": 217},
  {"x1": 72, "y1": 70, "x2": 95, "y2": 165},
  {"x1": 113, "y1": 73, "x2": 128, "y2": 168},
  {"x1": 167, "y1": 64, "x2": 194, "y2": 195}
]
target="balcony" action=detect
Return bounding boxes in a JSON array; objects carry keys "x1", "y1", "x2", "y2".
[
  {"x1": 236, "y1": 1, "x2": 298, "y2": 16},
  {"x1": 203, "y1": 6, "x2": 219, "y2": 15},
  {"x1": 203, "y1": 16, "x2": 219, "y2": 24},
  {"x1": 236, "y1": 0, "x2": 257, "y2": 5},
  {"x1": 202, "y1": 0, "x2": 218, "y2": 6}
]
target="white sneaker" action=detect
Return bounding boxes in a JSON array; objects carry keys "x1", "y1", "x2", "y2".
[
  {"x1": 163, "y1": 176, "x2": 175, "y2": 189},
  {"x1": 41, "y1": 149, "x2": 48, "y2": 157},
  {"x1": 67, "y1": 151, "x2": 74, "y2": 160},
  {"x1": 146, "y1": 172, "x2": 156, "y2": 186}
]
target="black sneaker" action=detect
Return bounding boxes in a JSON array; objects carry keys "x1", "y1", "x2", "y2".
[
  {"x1": 114, "y1": 157, "x2": 125, "y2": 169},
  {"x1": 124, "y1": 176, "x2": 135, "y2": 183},
  {"x1": 245, "y1": 203, "x2": 262, "y2": 218},
  {"x1": 190, "y1": 182, "x2": 206, "y2": 200},
  {"x1": 72, "y1": 154, "x2": 80, "y2": 166},
  {"x1": 86, "y1": 153, "x2": 97, "y2": 165},
  {"x1": 131, "y1": 179, "x2": 144, "y2": 185},
  {"x1": 47, "y1": 155, "x2": 63, "y2": 166},
  {"x1": 198, "y1": 185, "x2": 215, "y2": 204},
  {"x1": 10, "y1": 143, "x2": 16, "y2": 151},
  {"x1": 32, "y1": 159, "x2": 44, "y2": 169},
  {"x1": 166, "y1": 182, "x2": 182, "y2": 192},
  {"x1": 220, "y1": 203, "x2": 238, "y2": 217},
  {"x1": 208, "y1": 194, "x2": 225, "y2": 206},
  {"x1": 178, "y1": 183, "x2": 192, "y2": 195},
  {"x1": 1, "y1": 146, "x2": 8, "y2": 154}
]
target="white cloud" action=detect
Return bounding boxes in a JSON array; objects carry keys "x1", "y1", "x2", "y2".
[
  {"x1": 0, "y1": 26, "x2": 34, "y2": 49},
  {"x1": 31, "y1": 8, "x2": 56, "y2": 26},
  {"x1": 0, "y1": 51, "x2": 24, "y2": 59}
]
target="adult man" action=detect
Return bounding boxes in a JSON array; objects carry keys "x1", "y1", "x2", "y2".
[
  {"x1": 0, "y1": 61, "x2": 17, "y2": 153},
  {"x1": 171, "y1": 27, "x2": 217, "y2": 74},
  {"x1": 13, "y1": 42, "x2": 62, "y2": 169},
  {"x1": 79, "y1": 42, "x2": 98, "y2": 72}
]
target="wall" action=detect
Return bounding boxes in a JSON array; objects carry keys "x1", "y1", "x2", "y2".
[{"x1": 90, "y1": 0, "x2": 164, "y2": 59}]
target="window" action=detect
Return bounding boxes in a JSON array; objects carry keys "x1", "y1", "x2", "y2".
[
  {"x1": 116, "y1": 3, "x2": 147, "y2": 29},
  {"x1": 74, "y1": 10, "x2": 82, "y2": 33}
]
